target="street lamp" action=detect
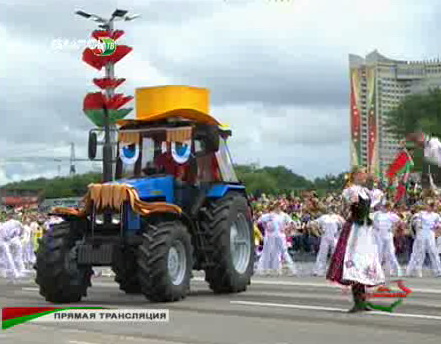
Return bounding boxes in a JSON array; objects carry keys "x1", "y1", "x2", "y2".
[
  {"x1": 125, "y1": 14, "x2": 141, "y2": 21},
  {"x1": 75, "y1": 9, "x2": 139, "y2": 183},
  {"x1": 112, "y1": 9, "x2": 128, "y2": 18}
]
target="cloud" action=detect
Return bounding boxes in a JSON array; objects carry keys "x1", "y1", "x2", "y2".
[{"x1": 1, "y1": 0, "x2": 441, "y2": 186}]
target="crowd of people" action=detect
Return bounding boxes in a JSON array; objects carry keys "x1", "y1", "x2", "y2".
[
  {"x1": 0, "y1": 210, "x2": 63, "y2": 283},
  {"x1": 250, "y1": 177, "x2": 441, "y2": 279},
  {"x1": 1, "y1": 177, "x2": 441, "y2": 286}
]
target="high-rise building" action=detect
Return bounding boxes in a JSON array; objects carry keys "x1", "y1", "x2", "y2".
[{"x1": 349, "y1": 50, "x2": 441, "y2": 174}]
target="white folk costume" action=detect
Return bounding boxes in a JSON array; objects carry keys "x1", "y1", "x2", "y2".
[
  {"x1": 373, "y1": 209, "x2": 402, "y2": 276},
  {"x1": 437, "y1": 235, "x2": 441, "y2": 255},
  {"x1": 0, "y1": 219, "x2": 29, "y2": 281},
  {"x1": 0, "y1": 222, "x2": 6, "y2": 277},
  {"x1": 370, "y1": 188, "x2": 385, "y2": 210},
  {"x1": 256, "y1": 211, "x2": 297, "y2": 275},
  {"x1": 423, "y1": 135, "x2": 441, "y2": 167},
  {"x1": 406, "y1": 211, "x2": 441, "y2": 277},
  {"x1": 312, "y1": 213, "x2": 344, "y2": 276}
]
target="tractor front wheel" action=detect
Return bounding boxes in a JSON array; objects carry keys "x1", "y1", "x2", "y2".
[
  {"x1": 112, "y1": 246, "x2": 142, "y2": 294},
  {"x1": 35, "y1": 221, "x2": 92, "y2": 303},
  {"x1": 137, "y1": 220, "x2": 193, "y2": 302},
  {"x1": 201, "y1": 192, "x2": 254, "y2": 293}
]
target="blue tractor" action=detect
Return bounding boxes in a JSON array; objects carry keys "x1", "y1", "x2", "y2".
[{"x1": 34, "y1": 86, "x2": 255, "y2": 303}]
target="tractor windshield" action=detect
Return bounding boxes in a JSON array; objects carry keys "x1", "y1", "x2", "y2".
[
  {"x1": 215, "y1": 138, "x2": 239, "y2": 182},
  {"x1": 116, "y1": 125, "x2": 230, "y2": 184},
  {"x1": 117, "y1": 135, "x2": 156, "y2": 179},
  {"x1": 116, "y1": 127, "x2": 193, "y2": 180}
]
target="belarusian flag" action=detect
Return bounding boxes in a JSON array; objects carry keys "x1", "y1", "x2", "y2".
[
  {"x1": 386, "y1": 148, "x2": 414, "y2": 203},
  {"x1": 386, "y1": 148, "x2": 414, "y2": 183}
]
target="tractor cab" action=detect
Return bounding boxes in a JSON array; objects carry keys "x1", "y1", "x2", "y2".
[{"x1": 113, "y1": 119, "x2": 239, "y2": 214}]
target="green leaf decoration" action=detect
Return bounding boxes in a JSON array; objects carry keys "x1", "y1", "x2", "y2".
[{"x1": 83, "y1": 108, "x2": 132, "y2": 127}]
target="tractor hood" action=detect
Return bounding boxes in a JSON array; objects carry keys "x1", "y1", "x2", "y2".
[{"x1": 105, "y1": 175, "x2": 174, "y2": 203}]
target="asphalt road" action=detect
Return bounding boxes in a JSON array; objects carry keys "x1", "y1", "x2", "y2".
[{"x1": 1, "y1": 269, "x2": 440, "y2": 344}]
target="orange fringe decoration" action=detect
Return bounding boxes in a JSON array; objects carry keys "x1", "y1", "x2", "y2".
[{"x1": 51, "y1": 183, "x2": 182, "y2": 218}]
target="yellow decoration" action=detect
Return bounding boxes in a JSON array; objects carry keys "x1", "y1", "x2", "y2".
[
  {"x1": 254, "y1": 224, "x2": 263, "y2": 246},
  {"x1": 118, "y1": 132, "x2": 140, "y2": 145},
  {"x1": 166, "y1": 127, "x2": 193, "y2": 143},
  {"x1": 117, "y1": 85, "x2": 220, "y2": 126},
  {"x1": 33, "y1": 226, "x2": 44, "y2": 251},
  {"x1": 52, "y1": 183, "x2": 182, "y2": 218}
]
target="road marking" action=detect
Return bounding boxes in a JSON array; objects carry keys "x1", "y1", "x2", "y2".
[
  {"x1": 20, "y1": 279, "x2": 441, "y2": 294},
  {"x1": 404, "y1": 288, "x2": 441, "y2": 294},
  {"x1": 231, "y1": 300, "x2": 346, "y2": 312},
  {"x1": 69, "y1": 341, "x2": 97, "y2": 344},
  {"x1": 192, "y1": 277, "x2": 341, "y2": 288},
  {"x1": 22, "y1": 287, "x2": 39, "y2": 291},
  {"x1": 193, "y1": 277, "x2": 441, "y2": 294},
  {"x1": 231, "y1": 300, "x2": 441, "y2": 320}
]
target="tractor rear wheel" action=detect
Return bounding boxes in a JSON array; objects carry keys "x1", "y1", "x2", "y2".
[
  {"x1": 112, "y1": 246, "x2": 142, "y2": 294},
  {"x1": 201, "y1": 192, "x2": 254, "y2": 293},
  {"x1": 35, "y1": 220, "x2": 92, "y2": 303},
  {"x1": 137, "y1": 219, "x2": 193, "y2": 302}
]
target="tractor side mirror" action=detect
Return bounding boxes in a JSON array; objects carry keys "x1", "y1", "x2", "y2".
[
  {"x1": 205, "y1": 130, "x2": 219, "y2": 152},
  {"x1": 194, "y1": 124, "x2": 220, "y2": 153},
  {"x1": 88, "y1": 131, "x2": 98, "y2": 160}
]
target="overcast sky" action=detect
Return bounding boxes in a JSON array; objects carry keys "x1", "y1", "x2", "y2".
[{"x1": 1, "y1": 0, "x2": 440, "y2": 185}]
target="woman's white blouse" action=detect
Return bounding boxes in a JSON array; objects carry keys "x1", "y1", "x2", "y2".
[{"x1": 342, "y1": 185, "x2": 369, "y2": 203}]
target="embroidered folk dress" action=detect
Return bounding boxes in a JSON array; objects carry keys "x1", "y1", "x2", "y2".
[{"x1": 326, "y1": 185, "x2": 385, "y2": 286}]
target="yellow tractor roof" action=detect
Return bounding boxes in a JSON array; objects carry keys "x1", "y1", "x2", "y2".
[{"x1": 117, "y1": 85, "x2": 221, "y2": 126}]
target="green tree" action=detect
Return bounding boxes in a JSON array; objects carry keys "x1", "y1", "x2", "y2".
[
  {"x1": 385, "y1": 88, "x2": 441, "y2": 137},
  {"x1": 1, "y1": 166, "x2": 350, "y2": 199},
  {"x1": 384, "y1": 88, "x2": 441, "y2": 172}
]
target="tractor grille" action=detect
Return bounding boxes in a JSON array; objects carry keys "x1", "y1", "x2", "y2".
[{"x1": 77, "y1": 243, "x2": 114, "y2": 265}]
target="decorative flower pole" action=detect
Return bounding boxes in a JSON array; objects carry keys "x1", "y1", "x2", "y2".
[{"x1": 76, "y1": 9, "x2": 139, "y2": 182}]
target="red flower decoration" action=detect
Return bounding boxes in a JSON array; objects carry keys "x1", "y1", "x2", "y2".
[
  {"x1": 84, "y1": 92, "x2": 133, "y2": 111},
  {"x1": 106, "y1": 94, "x2": 133, "y2": 109},
  {"x1": 82, "y1": 48, "x2": 106, "y2": 70},
  {"x1": 93, "y1": 78, "x2": 126, "y2": 89},
  {"x1": 83, "y1": 92, "x2": 106, "y2": 110},
  {"x1": 82, "y1": 45, "x2": 132, "y2": 70},
  {"x1": 104, "y1": 45, "x2": 132, "y2": 64},
  {"x1": 345, "y1": 260, "x2": 355, "y2": 268},
  {"x1": 84, "y1": 92, "x2": 106, "y2": 110}
]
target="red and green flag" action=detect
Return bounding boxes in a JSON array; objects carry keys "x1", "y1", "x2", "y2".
[
  {"x1": 386, "y1": 148, "x2": 414, "y2": 182},
  {"x1": 386, "y1": 148, "x2": 414, "y2": 203}
]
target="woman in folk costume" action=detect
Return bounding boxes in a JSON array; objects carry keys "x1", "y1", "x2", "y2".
[
  {"x1": 326, "y1": 166, "x2": 385, "y2": 313},
  {"x1": 256, "y1": 202, "x2": 298, "y2": 276}
]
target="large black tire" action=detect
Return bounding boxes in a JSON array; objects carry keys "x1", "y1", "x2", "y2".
[
  {"x1": 137, "y1": 219, "x2": 193, "y2": 302},
  {"x1": 201, "y1": 192, "x2": 254, "y2": 293},
  {"x1": 112, "y1": 246, "x2": 142, "y2": 294},
  {"x1": 35, "y1": 221, "x2": 92, "y2": 303}
]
